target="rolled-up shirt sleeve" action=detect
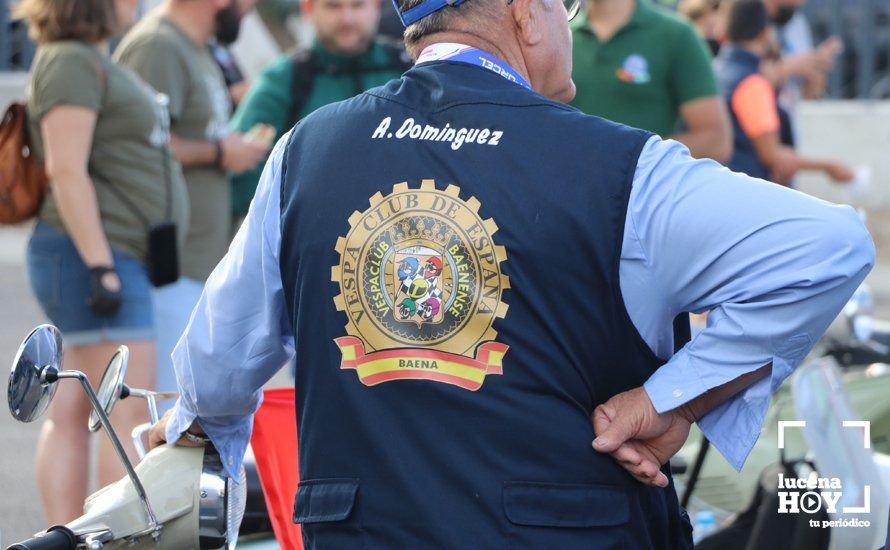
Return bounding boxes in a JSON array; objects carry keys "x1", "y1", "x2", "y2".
[
  {"x1": 165, "y1": 135, "x2": 295, "y2": 478},
  {"x1": 625, "y1": 136, "x2": 875, "y2": 471}
]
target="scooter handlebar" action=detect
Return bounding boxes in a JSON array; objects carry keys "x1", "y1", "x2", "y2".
[{"x1": 7, "y1": 526, "x2": 78, "y2": 550}]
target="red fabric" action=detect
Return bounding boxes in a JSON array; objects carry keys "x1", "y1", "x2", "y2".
[{"x1": 250, "y1": 388, "x2": 302, "y2": 550}]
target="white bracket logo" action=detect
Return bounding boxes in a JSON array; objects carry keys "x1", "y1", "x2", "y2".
[{"x1": 777, "y1": 420, "x2": 872, "y2": 515}]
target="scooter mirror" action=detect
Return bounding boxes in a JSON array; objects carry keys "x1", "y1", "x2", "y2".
[
  {"x1": 7, "y1": 325, "x2": 63, "y2": 423},
  {"x1": 89, "y1": 346, "x2": 129, "y2": 432}
]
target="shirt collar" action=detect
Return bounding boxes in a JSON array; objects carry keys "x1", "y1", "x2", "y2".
[
  {"x1": 414, "y1": 43, "x2": 532, "y2": 90},
  {"x1": 415, "y1": 43, "x2": 474, "y2": 64}
]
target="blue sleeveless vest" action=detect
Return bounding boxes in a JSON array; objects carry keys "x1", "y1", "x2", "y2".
[
  {"x1": 279, "y1": 60, "x2": 694, "y2": 549},
  {"x1": 716, "y1": 45, "x2": 771, "y2": 180}
]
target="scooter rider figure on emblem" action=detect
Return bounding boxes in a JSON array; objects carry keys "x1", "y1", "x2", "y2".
[{"x1": 149, "y1": 0, "x2": 876, "y2": 545}]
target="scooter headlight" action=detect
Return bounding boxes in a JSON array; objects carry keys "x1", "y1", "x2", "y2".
[{"x1": 199, "y1": 450, "x2": 247, "y2": 549}]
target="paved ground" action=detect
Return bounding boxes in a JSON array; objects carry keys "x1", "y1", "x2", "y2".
[
  {"x1": 2, "y1": 208, "x2": 890, "y2": 545},
  {"x1": 0, "y1": 226, "x2": 50, "y2": 546}
]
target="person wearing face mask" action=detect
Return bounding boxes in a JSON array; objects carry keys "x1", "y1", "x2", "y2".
[
  {"x1": 114, "y1": 0, "x2": 270, "y2": 409},
  {"x1": 228, "y1": 0, "x2": 412, "y2": 224},
  {"x1": 761, "y1": 0, "x2": 841, "y2": 103},
  {"x1": 717, "y1": 0, "x2": 852, "y2": 185},
  {"x1": 146, "y1": 0, "x2": 872, "y2": 545}
]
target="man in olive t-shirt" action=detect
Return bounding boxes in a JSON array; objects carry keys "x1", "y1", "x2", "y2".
[
  {"x1": 115, "y1": 0, "x2": 266, "y2": 403},
  {"x1": 571, "y1": 0, "x2": 732, "y2": 162}
]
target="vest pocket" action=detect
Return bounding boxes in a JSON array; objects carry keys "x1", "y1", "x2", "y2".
[
  {"x1": 503, "y1": 481, "x2": 630, "y2": 549},
  {"x1": 293, "y1": 478, "x2": 363, "y2": 549}
]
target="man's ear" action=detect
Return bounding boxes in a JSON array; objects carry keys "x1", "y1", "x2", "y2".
[
  {"x1": 301, "y1": 0, "x2": 314, "y2": 17},
  {"x1": 511, "y1": 0, "x2": 543, "y2": 46}
]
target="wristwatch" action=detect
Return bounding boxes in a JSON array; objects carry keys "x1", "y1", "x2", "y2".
[{"x1": 182, "y1": 428, "x2": 211, "y2": 445}]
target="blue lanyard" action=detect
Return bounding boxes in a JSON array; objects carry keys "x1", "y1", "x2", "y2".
[{"x1": 418, "y1": 45, "x2": 532, "y2": 91}]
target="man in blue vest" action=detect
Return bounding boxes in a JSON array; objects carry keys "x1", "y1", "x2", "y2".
[{"x1": 148, "y1": 0, "x2": 874, "y2": 545}]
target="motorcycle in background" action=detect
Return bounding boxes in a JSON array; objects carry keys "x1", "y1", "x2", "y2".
[{"x1": 678, "y1": 283, "x2": 890, "y2": 549}]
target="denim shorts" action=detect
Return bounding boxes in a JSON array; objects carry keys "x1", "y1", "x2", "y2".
[{"x1": 26, "y1": 221, "x2": 155, "y2": 346}]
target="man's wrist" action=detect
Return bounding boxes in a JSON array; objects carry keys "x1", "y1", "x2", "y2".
[
  {"x1": 182, "y1": 424, "x2": 211, "y2": 445},
  {"x1": 213, "y1": 139, "x2": 224, "y2": 171},
  {"x1": 186, "y1": 421, "x2": 206, "y2": 436},
  {"x1": 676, "y1": 400, "x2": 702, "y2": 424}
]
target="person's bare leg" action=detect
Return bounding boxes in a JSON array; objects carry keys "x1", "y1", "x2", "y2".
[
  {"x1": 35, "y1": 341, "x2": 116, "y2": 524},
  {"x1": 97, "y1": 339, "x2": 155, "y2": 487}
]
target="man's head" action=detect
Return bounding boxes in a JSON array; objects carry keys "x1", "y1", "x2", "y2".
[
  {"x1": 396, "y1": 0, "x2": 576, "y2": 102},
  {"x1": 214, "y1": 0, "x2": 257, "y2": 44},
  {"x1": 302, "y1": 0, "x2": 382, "y2": 56},
  {"x1": 725, "y1": 0, "x2": 770, "y2": 48},
  {"x1": 423, "y1": 256, "x2": 442, "y2": 278},
  {"x1": 399, "y1": 257, "x2": 420, "y2": 279},
  {"x1": 168, "y1": 0, "x2": 257, "y2": 44},
  {"x1": 18, "y1": 0, "x2": 140, "y2": 43},
  {"x1": 761, "y1": 0, "x2": 805, "y2": 26}
]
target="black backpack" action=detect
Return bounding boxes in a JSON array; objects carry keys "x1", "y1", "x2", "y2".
[{"x1": 286, "y1": 39, "x2": 413, "y2": 127}]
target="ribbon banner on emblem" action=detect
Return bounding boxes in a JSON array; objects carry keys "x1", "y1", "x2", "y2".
[{"x1": 335, "y1": 336, "x2": 508, "y2": 391}]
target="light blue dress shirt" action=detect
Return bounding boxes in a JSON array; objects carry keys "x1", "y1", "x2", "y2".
[{"x1": 167, "y1": 133, "x2": 874, "y2": 479}]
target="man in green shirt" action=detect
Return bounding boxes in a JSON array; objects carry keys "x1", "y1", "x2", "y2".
[
  {"x1": 229, "y1": 0, "x2": 412, "y2": 218},
  {"x1": 115, "y1": 0, "x2": 269, "y2": 405},
  {"x1": 571, "y1": 0, "x2": 732, "y2": 162}
]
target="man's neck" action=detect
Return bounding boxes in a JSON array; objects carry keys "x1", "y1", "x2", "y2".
[
  {"x1": 162, "y1": 1, "x2": 214, "y2": 46},
  {"x1": 585, "y1": 0, "x2": 636, "y2": 41},
  {"x1": 314, "y1": 37, "x2": 374, "y2": 59},
  {"x1": 413, "y1": 33, "x2": 531, "y2": 88}
]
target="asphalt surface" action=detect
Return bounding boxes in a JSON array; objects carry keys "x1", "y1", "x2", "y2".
[{"x1": 0, "y1": 227, "x2": 48, "y2": 546}]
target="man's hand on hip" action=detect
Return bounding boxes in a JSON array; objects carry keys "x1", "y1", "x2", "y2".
[{"x1": 591, "y1": 387, "x2": 693, "y2": 488}]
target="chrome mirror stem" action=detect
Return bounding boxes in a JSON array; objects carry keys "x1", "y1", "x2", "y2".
[
  {"x1": 56, "y1": 370, "x2": 162, "y2": 541},
  {"x1": 126, "y1": 388, "x2": 160, "y2": 424},
  {"x1": 131, "y1": 422, "x2": 151, "y2": 460},
  {"x1": 147, "y1": 394, "x2": 159, "y2": 425}
]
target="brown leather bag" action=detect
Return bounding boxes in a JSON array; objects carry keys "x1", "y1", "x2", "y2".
[{"x1": 0, "y1": 102, "x2": 48, "y2": 224}]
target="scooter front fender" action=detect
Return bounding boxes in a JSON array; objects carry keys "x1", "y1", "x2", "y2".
[{"x1": 67, "y1": 445, "x2": 205, "y2": 548}]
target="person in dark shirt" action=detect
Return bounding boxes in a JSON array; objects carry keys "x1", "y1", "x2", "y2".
[{"x1": 716, "y1": 0, "x2": 851, "y2": 185}]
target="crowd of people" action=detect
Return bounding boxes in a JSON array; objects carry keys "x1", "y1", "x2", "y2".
[{"x1": 16, "y1": 0, "x2": 861, "y2": 525}]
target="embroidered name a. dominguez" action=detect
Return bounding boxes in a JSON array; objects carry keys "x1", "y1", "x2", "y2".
[{"x1": 371, "y1": 117, "x2": 504, "y2": 151}]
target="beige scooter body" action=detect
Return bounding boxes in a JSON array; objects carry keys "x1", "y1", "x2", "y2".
[
  {"x1": 67, "y1": 446, "x2": 204, "y2": 549},
  {"x1": 7, "y1": 325, "x2": 244, "y2": 549}
]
